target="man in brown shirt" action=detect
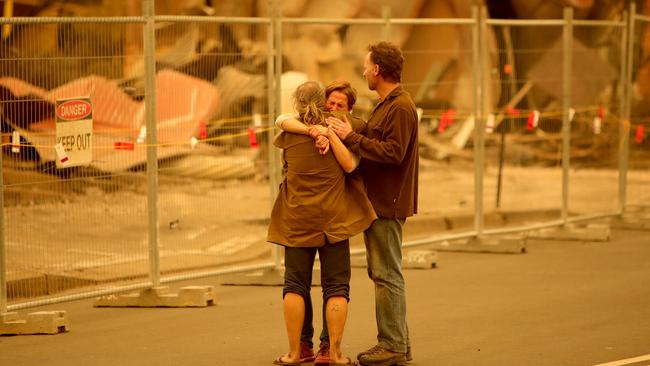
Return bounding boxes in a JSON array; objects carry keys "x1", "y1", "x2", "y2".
[{"x1": 328, "y1": 41, "x2": 418, "y2": 366}]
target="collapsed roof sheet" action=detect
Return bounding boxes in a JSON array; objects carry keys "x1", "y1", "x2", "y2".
[{"x1": 1, "y1": 69, "x2": 220, "y2": 172}]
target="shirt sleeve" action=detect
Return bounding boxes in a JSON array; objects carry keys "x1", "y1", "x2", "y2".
[
  {"x1": 344, "y1": 106, "x2": 416, "y2": 165},
  {"x1": 275, "y1": 113, "x2": 298, "y2": 129}
]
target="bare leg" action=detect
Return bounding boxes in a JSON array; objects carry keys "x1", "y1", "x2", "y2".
[
  {"x1": 282, "y1": 292, "x2": 305, "y2": 363},
  {"x1": 326, "y1": 296, "x2": 349, "y2": 363}
]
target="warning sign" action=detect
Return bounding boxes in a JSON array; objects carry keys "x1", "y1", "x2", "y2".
[{"x1": 55, "y1": 97, "x2": 93, "y2": 168}]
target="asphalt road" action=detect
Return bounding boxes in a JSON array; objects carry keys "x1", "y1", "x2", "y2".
[{"x1": 0, "y1": 228, "x2": 648, "y2": 366}]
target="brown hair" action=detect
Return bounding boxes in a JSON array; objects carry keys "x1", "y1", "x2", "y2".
[
  {"x1": 293, "y1": 81, "x2": 326, "y2": 125},
  {"x1": 368, "y1": 41, "x2": 404, "y2": 83},
  {"x1": 325, "y1": 80, "x2": 357, "y2": 110}
]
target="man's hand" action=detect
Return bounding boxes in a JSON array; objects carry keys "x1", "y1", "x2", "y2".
[
  {"x1": 315, "y1": 135, "x2": 330, "y2": 155},
  {"x1": 326, "y1": 115, "x2": 352, "y2": 140}
]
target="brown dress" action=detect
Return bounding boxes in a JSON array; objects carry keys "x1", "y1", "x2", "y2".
[{"x1": 267, "y1": 128, "x2": 376, "y2": 248}]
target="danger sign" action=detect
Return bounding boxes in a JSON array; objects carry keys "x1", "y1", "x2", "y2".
[
  {"x1": 55, "y1": 97, "x2": 93, "y2": 168},
  {"x1": 56, "y1": 99, "x2": 92, "y2": 121}
]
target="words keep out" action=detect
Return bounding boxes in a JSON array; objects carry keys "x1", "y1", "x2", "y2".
[{"x1": 56, "y1": 133, "x2": 92, "y2": 152}]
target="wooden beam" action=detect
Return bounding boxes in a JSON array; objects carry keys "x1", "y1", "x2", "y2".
[
  {"x1": 2, "y1": 0, "x2": 12, "y2": 40},
  {"x1": 1, "y1": 0, "x2": 46, "y2": 7}
]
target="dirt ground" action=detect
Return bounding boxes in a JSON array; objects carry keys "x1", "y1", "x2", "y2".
[{"x1": 3, "y1": 156, "x2": 650, "y2": 303}]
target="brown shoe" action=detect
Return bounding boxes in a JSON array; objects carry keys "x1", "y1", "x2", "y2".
[
  {"x1": 357, "y1": 345, "x2": 406, "y2": 366},
  {"x1": 314, "y1": 342, "x2": 330, "y2": 365},
  {"x1": 356, "y1": 344, "x2": 381, "y2": 360},
  {"x1": 300, "y1": 342, "x2": 315, "y2": 363}
]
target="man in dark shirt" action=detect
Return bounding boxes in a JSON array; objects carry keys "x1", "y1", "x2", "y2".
[{"x1": 328, "y1": 41, "x2": 418, "y2": 366}]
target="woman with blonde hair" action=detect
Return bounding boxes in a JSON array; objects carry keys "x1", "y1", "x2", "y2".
[{"x1": 268, "y1": 81, "x2": 375, "y2": 366}]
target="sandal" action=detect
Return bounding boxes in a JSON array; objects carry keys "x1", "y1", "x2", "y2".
[
  {"x1": 272, "y1": 356, "x2": 301, "y2": 366},
  {"x1": 314, "y1": 342, "x2": 330, "y2": 365},
  {"x1": 300, "y1": 342, "x2": 316, "y2": 363},
  {"x1": 330, "y1": 356, "x2": 357, "y2": 365}
]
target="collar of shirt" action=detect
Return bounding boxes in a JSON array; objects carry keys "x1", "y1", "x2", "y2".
[
  {"x1": 369, "y1": 85, "x2": 405, "y2": 123},
  {"x1": 377, "y1": 84, "x2": 404, "y2": 105}
]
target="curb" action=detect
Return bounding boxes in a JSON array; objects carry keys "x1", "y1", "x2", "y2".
[{"x1": 6, "y1": 209, "x2": 565, "y2": 302}]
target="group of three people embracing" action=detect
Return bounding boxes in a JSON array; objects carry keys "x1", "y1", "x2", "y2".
[{"x1": 267, "y1": 41, "x2": 419, "y2": 366}]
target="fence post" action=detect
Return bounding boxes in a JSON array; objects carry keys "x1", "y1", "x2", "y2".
[
  {"x1": 267, "y1": 0, "x2": 278, "y2": 198},
  {"x1": 474, "y1": 6, "x2": 487, "y2": 236},
  {"x1": 620, "y1": 2, "x2": 635, "y2": 214},
  {"x1": 0, "y1": 140, "x2": 6, "y2": 314},
  {"x1": 271, "y1": 0, "x2": 283, "y2": 269},
  {"x1": 143, "y1": 0, "x2": 160, "y2": 286},
  {"x1": 561, "y1": 7, "x2": 573, "y2": 225},
  {"x1": 382, "y1": 6, "x2": 392, "y2": 41},
  {"x1": 1, "y1": 0, "x2": 12, "y2": 40}
]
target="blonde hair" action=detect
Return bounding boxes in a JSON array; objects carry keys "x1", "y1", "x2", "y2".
[{"x1": 293, "y1": 81, "x2": 326, "y2": 125}]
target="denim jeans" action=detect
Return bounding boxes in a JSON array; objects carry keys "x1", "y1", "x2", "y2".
[{"x1": 364, "y1": 217, "x2": 409, "y2": 353}]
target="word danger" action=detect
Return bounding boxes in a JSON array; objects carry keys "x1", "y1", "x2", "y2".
[
  {"x1": 56, "y1": 100, "x2": 92, "y2": 121},
  {"x1": 56, "y1": 133, "x2": 92, "y2": 152}
]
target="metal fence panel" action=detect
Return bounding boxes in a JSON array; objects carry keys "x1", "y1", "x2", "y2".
[
  {"x1": 482, "y1": 21, "x2": 566, "y2": 228},
  {"x1": 1, "y1": 8, "x2": 648, "y2": 310},
  {"x1": 1, "y1": 19, "x2": 150, "y2": 307},
  {"x1": 567, "y1": 22, "x2": 625, "y2": 216},
  {"x1": 396, "y1": 21, "x2": 478, "y2": 231},
  {"x1": 151, "y1": 17, "x2": 276, "y2": 281},
  {"x1": 629, "y1": 14, "x2": 650, "y2": 207}
]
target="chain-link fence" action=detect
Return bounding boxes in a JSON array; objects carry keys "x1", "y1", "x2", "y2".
[
  {"x1": 0, "y1": 14, "x2": 279, "y2": 311},
  {"x1": 629, "y1": 9, "x2": 650, "y2": 207},
  {"x1": 1, "y1": 5, "x2": 647, "y2": 312},
  {"x1": 151, "y1": 16, "x2": 277, "y2": 286},
  {"x1": 483, "y1": 13, "x2": 628, "y2": 227},
  {"x1": 568, "y1": 18, "x2": 626, "y2": 216},
  {"x1": 483, "y1": 19, "x2": 566, "y2": 226},
  {"x1": 1, "y1": 17, "x2": 152, "y2": 309}
]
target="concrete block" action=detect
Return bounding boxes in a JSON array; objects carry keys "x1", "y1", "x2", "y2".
[
  {"x1": 220, "y1": 267, "x2": 285, "y2": 286},
  {"x1": 430, "y1": 236, "x2": 527, "y2": 254},
  {"x1": 94, "y1": 286, "x2": 215, "y2": 307},
  {"x1": 611, "y1": 213, "x2": 650, "y2": 231},
  {"x1": 402, "y1": 250, "x2": 438, "y2": 269},
  {"x1": 349, "y1": 250, "x2": 439, "y2": 269},
  {"x1": 220, "y1": 267, "x2": 325, "y2": 287},
  {"x1": 174, "y1": 286, "x2": 216, "y2": 307},
  {"x1": 0, "y1": 311, "x2": 68, "y2": 335},
  {"x1": 625, "y1": 205, "x2": 650, "y2": 214},
  {"x1": 530, "y1": 223, "x2": 611, "y2": 241}
]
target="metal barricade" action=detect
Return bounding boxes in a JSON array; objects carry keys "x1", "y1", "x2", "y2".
[
  {"x1": 0, "y1": 4, "x2": 646, "y2": 312},
  {"x1": 629, "y1": 7, "x2": 650, "y2": 209},
  {"x1": 0, "y1": 13, "x2": 279, "y2": 311}
]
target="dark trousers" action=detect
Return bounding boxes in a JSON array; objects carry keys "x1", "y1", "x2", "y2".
[{"x1": 283, "y1": 239, "x2": 351, "y2": 347}]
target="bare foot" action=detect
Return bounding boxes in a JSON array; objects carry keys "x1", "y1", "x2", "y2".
[
  {"x1": 273, "y1": 353, "x2": 300, "y2": 365},
  {"x1": 329, "y1": 355, "x2": 355, "y2": 365}
]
